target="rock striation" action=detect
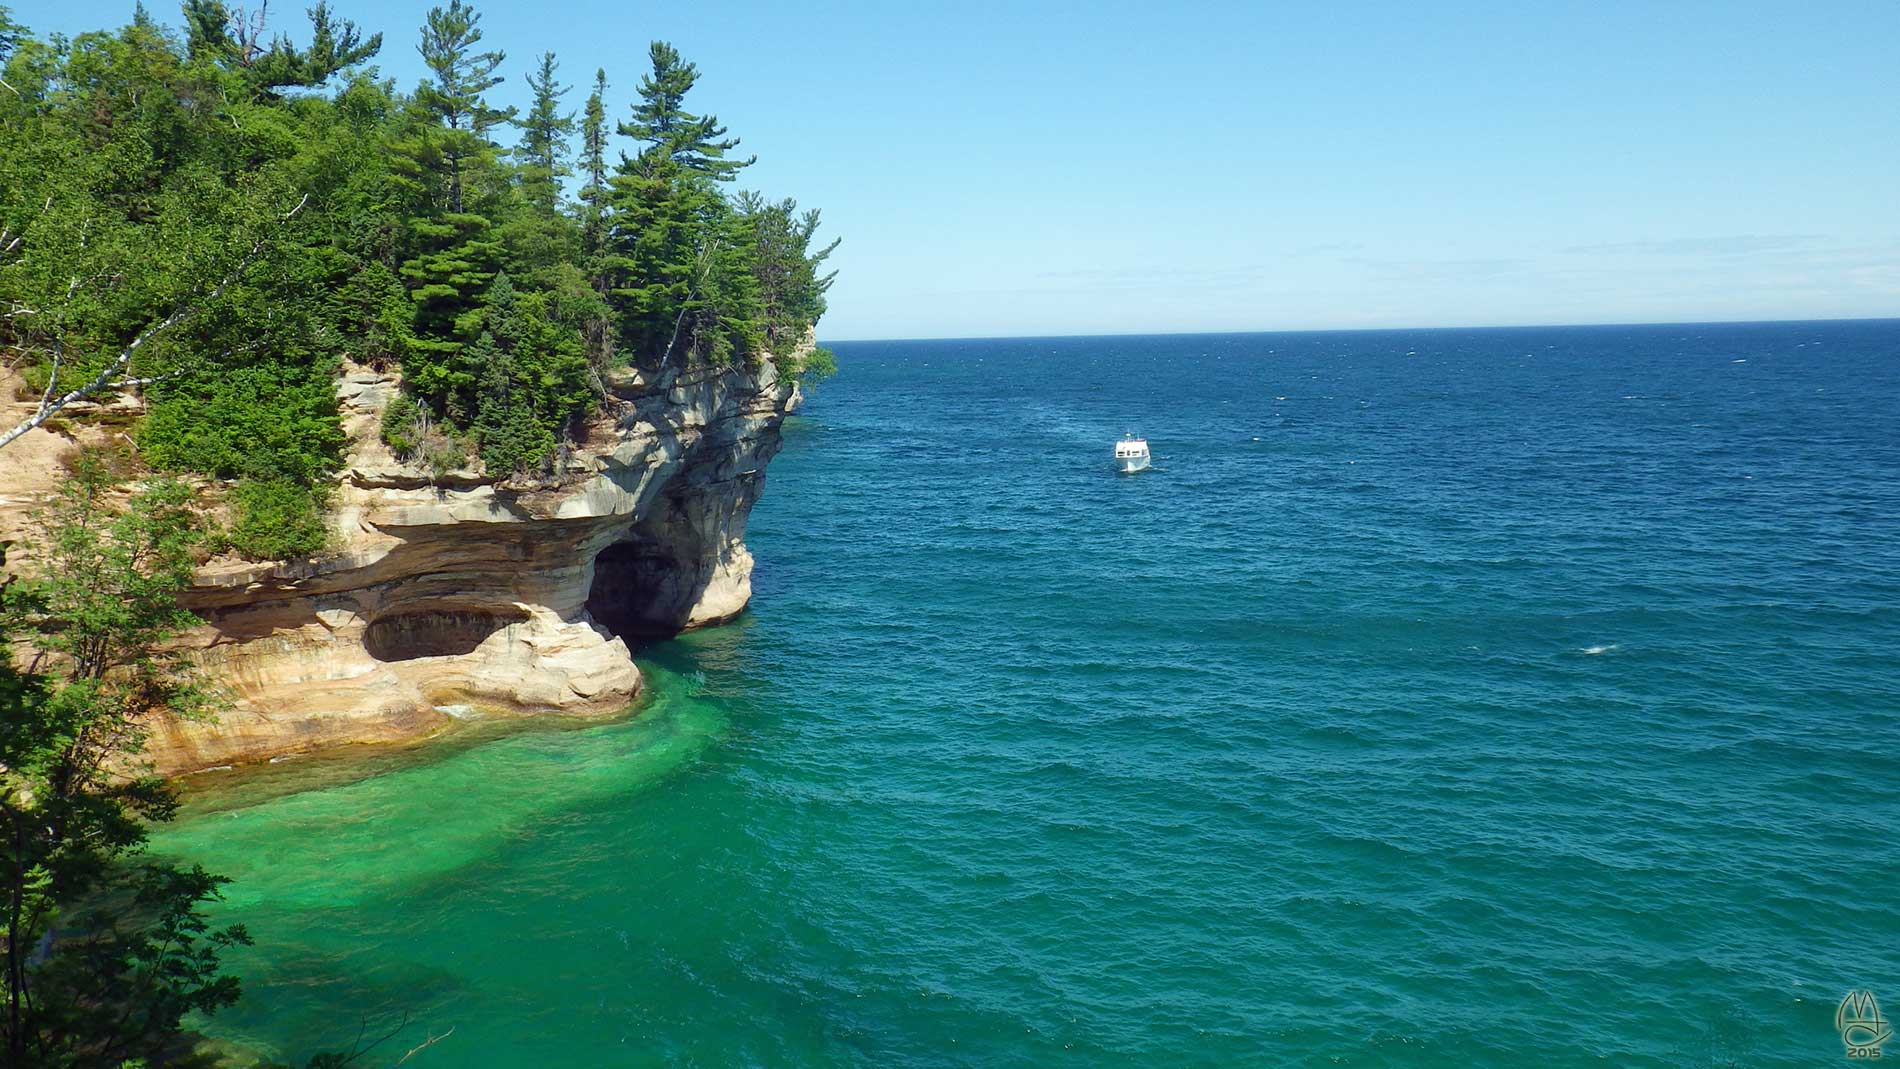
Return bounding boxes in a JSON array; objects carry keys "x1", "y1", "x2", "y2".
[{"x1": 0, "y1": 357, "x2": 799, "y2": 774}]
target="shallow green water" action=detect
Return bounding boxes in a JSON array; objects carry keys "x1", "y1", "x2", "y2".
[{"x1": 160, "y1": 324, "x2": 1900, "y2": 1067}]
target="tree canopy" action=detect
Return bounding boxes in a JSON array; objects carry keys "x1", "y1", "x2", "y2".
[
  {"x1": 0, "y1": 1, "x2": 837, "y2": 557},
  {"x1": 1, "y1": 461, "x2": 246, "y2": 1066},
  {"x1": 0, "y1": 2, "x2": 839, "y2": 1060}
]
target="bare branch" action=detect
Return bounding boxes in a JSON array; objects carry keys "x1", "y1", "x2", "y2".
[
  {"x1": 0, "y1": 197, "x2": 308, "y2": 452},
  {"x1": 394, "y1": 1026, "x2": 454, "y2": 1066},
  {"x1": 0, "y1": 302, "x2": 189, "y2": 449},
  {"x1": 36, "y1": 338, "x2": 61, "y2": 413},
  {"x1": 226, "y1": 1, "x2": 272, "y2": 67},
  {"x1": 116, "y1": 370, "x2": 191, "y2": 389}
]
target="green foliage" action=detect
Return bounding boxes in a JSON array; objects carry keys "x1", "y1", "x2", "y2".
[
  {"x1": 518, "y1": 51, "x2": 575, "y2": 216},
  {"x1": 416, "y1": 0, "x2": 515, "y2": 213},
  {"x1": 399, "y1": 208, "x2": 504, "y2": 413},
  {"x1": 336, "y1": 260, "x2": 418, "y2": 367},
  {"x1": 737, "y1": 193, "x2": 839, "y2": 353},
  {"x1": 793, "y1": 344, "x2": 838, "y2": 386},
  {"x1": 140, "y1": 360, "x2": 347, "y2": 484},
  {"x1": 605, "y1": 41, "x2": 783, "y2": 368},
  {"x1": 381, "y1": 391, "x2": 425, "y2": 454},
  {"x1": 0, "y1": 1, "x2": 838, "y2": 542},
  {"x1": 0, "y1": 460, "x2": 249, "y2": 1066},
  {"x1": 183, "y1": 0, "x2": 381, "y2": 95},
  {"x1": 381, "y1": 389, "x2": 468, "y2": 477},
  {"x1": 621, "y1": 42, "x2": 756, "y2": 181},
  {"x1": 579, "y1": 68, "x2": 610, "y2": 249},
  {"x1": 224, "y1": 477, "x2": 331, "y2": 560},
  {"x1": 467, "y1": 274, "x2": 591, "y2": 477},
  {"x1": 0, "y1": 7, "x2": 20, "y2": 66}
]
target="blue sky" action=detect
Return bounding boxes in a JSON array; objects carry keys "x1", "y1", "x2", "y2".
[{"x1": 15, "y1": 0, "x2": 1900, "y2": 339}]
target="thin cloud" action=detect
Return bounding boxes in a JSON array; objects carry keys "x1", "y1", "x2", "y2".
[
  {"x1": 1031, "y1": 265, "x2": 1270, "y2": 290},
  {"x1": 1344, "y1": 256, "x2": 1534, "y2": 282},
  {"x1": 1562, "y1": 234, "x2": 1825, "y2": 257},
  {"x1": 1292, "y1": 241, "x2": 1367, "y2": 256}
]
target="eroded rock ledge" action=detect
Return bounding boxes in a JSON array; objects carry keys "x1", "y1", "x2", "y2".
[{"x1": 0, "y1": 357, "x2": 799, "y2": 774}]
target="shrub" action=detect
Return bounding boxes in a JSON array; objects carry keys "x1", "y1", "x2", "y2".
[
  {"x1": 223, "y1": 478, "x2": 330, "y2": 560},
  {"x1": 422, "y1": 434, "x2": 471, "y2": 479},
  {"x1": 140, "y1": 362, "x2": 345, "y2": 484},
  {"x1": 381, "y1": 392, "x2": 424, "y2": 455},
  {"x1": 382, "y1": 390, "x2": 471, "y2": 478},
  {"x1": 477, "y1": 407, "x2": 555, "y2": 478}
]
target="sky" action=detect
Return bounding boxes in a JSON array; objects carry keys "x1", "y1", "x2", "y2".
[{"x1": 13, "y1": 0, "x2": 1900, "y2": 339}]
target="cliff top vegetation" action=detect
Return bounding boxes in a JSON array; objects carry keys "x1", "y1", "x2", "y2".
[
  {"x1": 0, "y1": 2, "x2": 837, "y2": 1062},
  {"x1": 0, "y1": 0, "x2": 838, "y2": 558}
]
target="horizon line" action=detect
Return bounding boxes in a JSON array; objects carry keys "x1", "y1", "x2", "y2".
[{"x1": 819, "y1": 314, "x2": 1900, "y2": 346}]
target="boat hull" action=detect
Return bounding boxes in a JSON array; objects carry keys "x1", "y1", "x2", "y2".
[{"x1": 1117, "y1": 454, "x2": 1150, "y2": 474}]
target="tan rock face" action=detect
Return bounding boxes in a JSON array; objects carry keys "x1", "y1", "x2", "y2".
[{"x1": 0, "y1": 358, "x2": 799, "y2": 774}]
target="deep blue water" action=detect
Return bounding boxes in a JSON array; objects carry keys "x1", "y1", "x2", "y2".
[{"x1": 169, "y1": 320, "x2": 1900, "y2": 1067}]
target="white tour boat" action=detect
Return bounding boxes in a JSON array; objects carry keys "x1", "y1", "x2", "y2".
[{"x1": 1114, "y1": 434, "x2": 1151, "y2": 473}]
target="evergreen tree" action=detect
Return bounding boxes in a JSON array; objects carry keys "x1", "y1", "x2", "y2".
[
  {"x1": 0, "y1": 6, "x2": 22, "y2": 64},
  {"x1": 499, "y1": 52, "x2": 582, "y2": 288},
  {"x1": 180, "y1": 0, "x2": 380, "y2": 92},
  {"x1": 737, "y1": 192, "x2": 839, "y2": 351},
  {"x1": 294, "y1": 2, "x2": 385, "y2": 85},
  {"x1": 606, "y1": 42, "x2": 760, "y2": 367},
  {"x1": 619, "y1": 41, "x2": 755, "y2": 180},
  {"x1": 575, "y1": 68, "x2": 616, "y2": 367},
  {"x1": 181, "y1": 0, "x2": 232, "y2": 61},
  {"x1": 518, "y1": 51, "x2": 574, "y2": 216},
  {"x1": 415, "y1": 0, "x2": 515, "y2": 212},
  {"x1": 467, "y1": 274, "x2": 589, "y2": 475},
  {"x1": 579, "y1": 68, "x2": 610, "y2": 249},
  {"x1": 395, "y1": 2, "x2": 520, "y2": 416},
  {"x1": 400, "y1": 209, "x2": 503, "y2": 415},
  {"x1": 0, "y1": 7, "x2": 839, "y2": 503}
]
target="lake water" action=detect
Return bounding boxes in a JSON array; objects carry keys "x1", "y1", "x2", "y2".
[{"x1": 161, "y1": 321, "x2": 1900, "y2": 1067}]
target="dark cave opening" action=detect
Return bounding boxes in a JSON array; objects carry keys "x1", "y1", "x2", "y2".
[
  {"x1": 586, "y1": 541, "x2": 667, "y2": 643},
  {"x1": 364, "y1": 609, "x2": 527, "y2": 662}
]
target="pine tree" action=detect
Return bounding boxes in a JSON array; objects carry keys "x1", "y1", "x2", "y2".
[
  {"x1": 575, "y1": 68, "x2": 616, "y2": 367},
  {"x1": 400, "y1": 210, "x2": 502, "y2": 414},
  {"x1": 181, "y1": 0, "x2": 231, "y2": 61},
  {"x1": 605, "y1": 42, "x2": 758, "y2": 367},
  {"x1": 467, "y1": 274, "x2": 586, "y2": 475},
  {"x1": 393, "y1": 1, "x2": 519, "y2": 417},
  {"x1": 0, "y1": 7, "x2": 21, "y2": 64},
  {"x1": 618, "y1": 41, "x2": 755, "y2": 180},
  {"x1": 736, "y1": 192, "x2": 839, "y2": 351},
  {"x1": 579, "y1": 68, "x2": 610, "y2": 250},
  {"x1": 253, "y1": 2, "x2": 383, "y2": 91},
  {"x1": 517, "y1": 51, "x2": 574, "y2": 216},
  {"x1": 416, "y1": 0, "x2": 515, "y2": 212},
  {"x1": 179, "y1": 0, "x2": 380, "y2": 92}
]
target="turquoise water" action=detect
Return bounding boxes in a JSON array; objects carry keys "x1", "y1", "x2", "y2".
[{"x1": 163, "y1": 321, "x2": 1900, "y2": 1067}]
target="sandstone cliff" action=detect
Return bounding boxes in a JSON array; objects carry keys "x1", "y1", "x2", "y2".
[{"x1": 0, "y1": 358, "x2": 799, "y2": 775}]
